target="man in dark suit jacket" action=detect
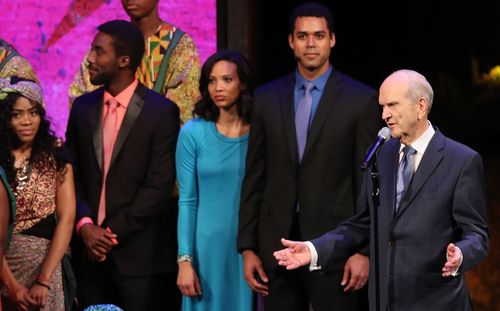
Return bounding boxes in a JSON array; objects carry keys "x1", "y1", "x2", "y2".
[
  {"x1": 65, "y1": 20, "x2": 180, "y2": 310},
  {"x1": 237, "y1": 3, "x2": 381, "y2": 311},
  {"x1": 274, "y1": 69, "x2": 490, "y2": 311}
]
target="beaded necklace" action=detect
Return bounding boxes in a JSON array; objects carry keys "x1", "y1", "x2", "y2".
[{"x1": 13, "y1": 155, "x2": 31, "y2": 196}]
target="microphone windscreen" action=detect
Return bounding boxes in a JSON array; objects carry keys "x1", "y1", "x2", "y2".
[{"x1": 378, "y1": 127, "x2": 391, "y2": 141}]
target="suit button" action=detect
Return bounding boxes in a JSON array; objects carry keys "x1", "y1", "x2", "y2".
[
  {"x1": 388, "y1": 241, "x2": 394, "y2": 248},
  {"x1": 383, "y1": 275, "x2": 387, "y2": 280}
]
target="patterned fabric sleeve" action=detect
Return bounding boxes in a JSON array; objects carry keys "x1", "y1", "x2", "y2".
[{"x1": 162, "y1": 33, "x2": 201, "y2": 125}]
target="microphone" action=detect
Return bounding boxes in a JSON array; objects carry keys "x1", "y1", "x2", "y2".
[{"x1": 360, "y1": 127, "x2": 391, "y2": 170}]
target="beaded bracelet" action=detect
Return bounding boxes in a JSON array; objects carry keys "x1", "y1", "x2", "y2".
[
  {"x1": 34, "y1": 280, "x2": 51, "y2": 290},
  {"x1": 176, "y1": 254, "x2": 193, "y2": 263}
]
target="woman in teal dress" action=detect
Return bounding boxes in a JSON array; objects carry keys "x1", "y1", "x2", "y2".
[{"x1": 176, "y1": 50, "x2": 254, "y2": 311}]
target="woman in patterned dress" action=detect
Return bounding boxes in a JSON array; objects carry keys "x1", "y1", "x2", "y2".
[{"x1": 0, "y1": 76, "x2": 75, "y2": 310}]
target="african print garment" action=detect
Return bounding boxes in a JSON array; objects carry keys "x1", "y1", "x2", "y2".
[{"x1": 1, "y1": 153, "x2": 65, "y2": 310}]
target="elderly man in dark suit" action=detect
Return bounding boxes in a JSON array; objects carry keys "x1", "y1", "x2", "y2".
[
  {"x1": 65, "y1": 20, "x2": 180, "y2": 310},
  {"x1": 237, "y1": 3, "x2": 382, "y2": 311},
  {"x1": 273, "y1": 69, "x2": 490, "y2": 311}
]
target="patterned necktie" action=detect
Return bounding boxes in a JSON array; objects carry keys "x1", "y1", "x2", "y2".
[
  {"x1": 395, "y1": 145, "x2": 416, "y2": 212},
  {"x1": 98, "y1": 98, "x2": 119, "y2": 225},
  {"x1": 295, "y1": 81, "x2": 314, "y2": 162}
]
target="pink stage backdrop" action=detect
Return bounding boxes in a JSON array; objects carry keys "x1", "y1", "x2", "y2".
[{"x1": 0, "y1": 0, "x2": 216, "y2": 136}]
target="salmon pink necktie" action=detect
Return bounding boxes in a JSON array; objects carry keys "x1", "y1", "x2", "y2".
[{"x1": 98, "y1": 98, "x2": 119, "y2": 225}]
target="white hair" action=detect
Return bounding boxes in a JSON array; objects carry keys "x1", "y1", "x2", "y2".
[{"x1": 392, "y1": 69, "x2": 434, "y2": 111}]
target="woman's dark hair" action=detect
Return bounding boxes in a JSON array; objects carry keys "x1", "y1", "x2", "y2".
[
  {"x1": 193, "y1": 50, "x2": 254, "y2": 123},
  {"x1": 0, "y1": 77, "x2": 68, "y2": 183}
]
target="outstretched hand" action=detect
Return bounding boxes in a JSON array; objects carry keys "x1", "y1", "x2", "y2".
[{"x1": 273, "y1": 238, "x2": 311, "y2": 270}]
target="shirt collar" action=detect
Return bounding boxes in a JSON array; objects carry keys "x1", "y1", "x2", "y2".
[
  {"x1": 103, "y1": 79, "x2": 138, "y2": 108},
  {"x1": 399, "y1": 121, "x2": 436, "y2": 155},
  {"x1": 295, "y1": 65, "x2": 332, "y2": 93}
]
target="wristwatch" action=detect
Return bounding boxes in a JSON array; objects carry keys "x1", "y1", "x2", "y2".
[{"x1": 177, "y1": 254, "x2": 193, "y2": 263}]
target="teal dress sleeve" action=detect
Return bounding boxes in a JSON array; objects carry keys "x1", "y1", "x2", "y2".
[
  {"x1": 176, "y1": 121, "x2": 199, "y2": 257},
  {"x1": 0, "y1": 166, "x2": 15, "y2": 247}
]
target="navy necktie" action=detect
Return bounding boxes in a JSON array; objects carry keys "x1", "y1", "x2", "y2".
[
  {"x1": 295, "y1": 81, "x2": 314, "y2": 162},
  {"x1": 395, "y1": 145, "x2": 416, "y2": 212}
]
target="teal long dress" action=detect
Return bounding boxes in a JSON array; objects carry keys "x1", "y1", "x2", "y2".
[{"x1": 176, "y1": 118, "x2": 252, "y2": 311}]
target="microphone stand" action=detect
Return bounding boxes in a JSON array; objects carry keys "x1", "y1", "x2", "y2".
[
  {"x1": 361, "y1": 127, "x2": 389, "y2": 311},
  {"x1": 363, "y1": 158, "x2": 381, "y2": 311}
]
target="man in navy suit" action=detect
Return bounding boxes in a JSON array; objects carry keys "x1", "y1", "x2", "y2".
[
  {"x1": 66, "y1": 20, "x2": 180, "y2": 310},
  {"x1": 237, "y1": 3, "x2": 382, "y2": 310},
  {"x1": 273, "y1": 69, "x2": 489, "y2": 311}
]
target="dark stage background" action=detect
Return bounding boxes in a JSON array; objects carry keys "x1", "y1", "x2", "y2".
[{"x1": 220, "y1": 1, "x2": 500, "y2": 310}]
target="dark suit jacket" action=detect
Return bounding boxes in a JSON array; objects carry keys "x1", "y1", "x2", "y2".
[
  {"x1": 314, "y1": 129, "x2": 490, "y2": 311},
  {"x1": 66, "y1": 83, "x2": 180, "y2": 276},
  {"x1": 238, "y1": 69, "x2": 381, "y2": 269}
]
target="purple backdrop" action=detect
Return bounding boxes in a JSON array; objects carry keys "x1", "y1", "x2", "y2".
[{"x1": 0, "y1": 0, "x2": 216, "y2": 136}]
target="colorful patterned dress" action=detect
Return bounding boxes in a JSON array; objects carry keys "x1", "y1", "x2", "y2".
[{"x1": 1, "y1": 153, "x2": 66, "y2": 311}]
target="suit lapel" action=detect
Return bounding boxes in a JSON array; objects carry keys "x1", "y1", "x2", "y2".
[
  {"x1": 302, "y1": 71, "x2": 340, "y2": 162},
  {"x1": 394, "y1": 129, "x2": 445, "y2": 218},
  {"x1": 109, "y1": 84, "x2": 146, "y2": 166},
  {"x1": 280, "y1": 74, "x2": 299, "y2": 167},
  {"x1": 92, "y1": 89, "x2": 105, "y2": 172}
]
